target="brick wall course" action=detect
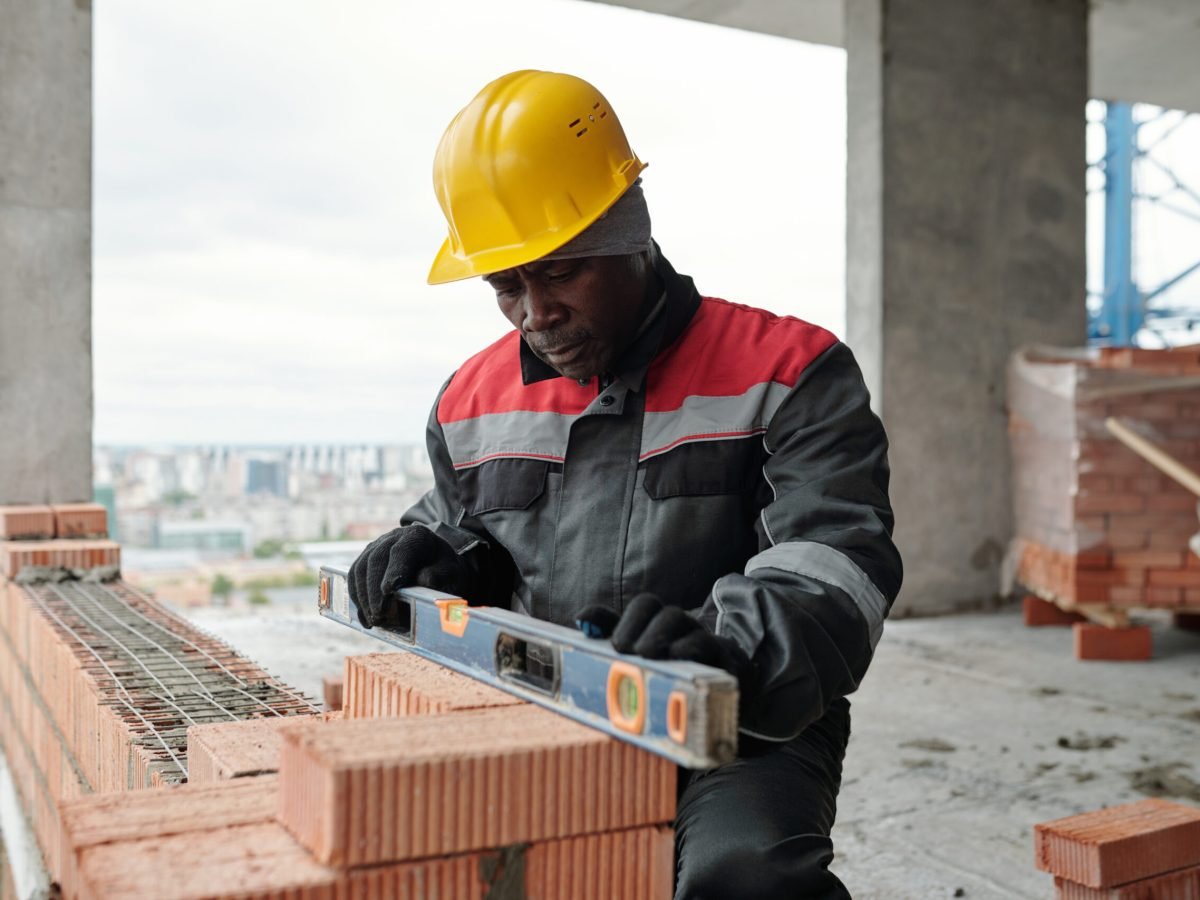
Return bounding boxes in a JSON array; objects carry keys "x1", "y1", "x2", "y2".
[
  {"x1": 0, "y1": 540, "x2": 120, "y2": 579},
  {"x1": 1035, "y1": 798, "x2": 1200, "y2": 887},
  {"x1": 74, "y1": 820, "x2": 672, "y2": 900},
  {"x1": 278, "y1": 703, "x2": 677, "y2": 867},
  {"x1": 0, "y1": 575, "x2": 317, "y2": 891},
  {"x1": 342, "y1": 651, "x2": 522, "y2": 719},
  {"x1": 0, "y1": 505, "x2": 55, "y2": 540}
]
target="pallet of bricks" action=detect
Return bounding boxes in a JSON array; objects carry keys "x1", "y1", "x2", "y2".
[
  {"x1": 1, "y1": 504, "x2": 675, "y2": 898},
  {"x1": 1009, "y1": 346, "x2": 1200, "y2": 660}
]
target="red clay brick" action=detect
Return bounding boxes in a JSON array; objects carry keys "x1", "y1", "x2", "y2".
[
  {"x1": 1076, "y1": 568, "x2": 1146, "y2": 588},
  {"x1": 1144, "y1": 587, "x2": 1183, "y2": 608},
  {"x1": 51, "y1": 503, "x2": 108, "y2": 539},
  {"x1": 277, "y1": 704, "x2": 677, "y2": 866},
  {"x1": 1076, "y1": 551, "x2": 1113, "y2": 570},
  {"x1": 1146, "y1": 493, "x2": 1199, "y2": 514},
  {"x1": 1054, "y1": 862, "x2": 1200, "y2": 899},
  {"x1": 1108, "y1": 587, "x2": 1145, "y2": 608},
  {"x1": 322, "y1": 675, "x2": 343, "y2": 712},
  {"x1": 1112, "y1": 551, "x2": 1186, "y2": 569},
  {"x1": 1075, "y1": 493, "x2": 1146, "y2": 516},
  {"x1": 1147, "y1": 569, "x2": 1200, "y2": 588},
  {"x1": 342, "y1": 651, "x2": 523, "y2": 719},
  {"x1": 1103, "y1": 531, "x2": 1151, "y2": 551},
  {"x1": 1074, "y1": 624, "x2": 1153, "y2": 661},
  {"x1": 525, "y1": 825, "x2": 674, "y2": 900},
  {"x1": 1035, "y1": 798, "x2": 1200, "y2": 887},
  {"x1": 1024, "y1": 595, "x2": 1085, "y2": 627},
  {"x1": 0, "y1": 505, "x2": 55, "y2": 540},
  {"x1": 75, "y1": 819, "x2": 672, "y2": 900},
  {"x1": 186, "y1": 714, "x2": 337, "y2": 784},
  {"x1": 0, "y1": 539, "x2": 120, "y2": 579},
  {"x1": 59, "y1": 776, "x2": 279, "y2": 899}
]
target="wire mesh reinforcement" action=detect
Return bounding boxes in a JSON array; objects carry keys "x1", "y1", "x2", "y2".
[{"x1": 20, "y1": 579, "x2": 319, "y2": 785}]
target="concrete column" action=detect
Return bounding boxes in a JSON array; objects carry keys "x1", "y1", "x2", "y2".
[
  {"x1": 0, "y1": 0, "x2": 93, "y2": 504},
  {"x1": 846, "y1": 0, "x2": 1088, "y2": 615}
]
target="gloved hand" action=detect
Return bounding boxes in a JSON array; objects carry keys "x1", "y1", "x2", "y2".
[
  {"x1": 576, "y1": 593, "x2": 752, "y2": 690},
  {"x1": 348, "y1": 526, "x2": 476, "y2": 629}
]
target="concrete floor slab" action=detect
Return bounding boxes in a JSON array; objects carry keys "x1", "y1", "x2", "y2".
[
  {"x1": 174, "y1": 602, "x2": 1200, "y2": 898},
  {"x1": 836, "y1": 609, "x2": 1200, "y2": 899}
]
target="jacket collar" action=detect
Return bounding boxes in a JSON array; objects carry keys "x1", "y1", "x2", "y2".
[{"x1": 518, "y1": 244, "x2": 702, "y2": 391}]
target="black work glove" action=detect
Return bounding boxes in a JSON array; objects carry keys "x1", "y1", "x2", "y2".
[
  {"x1": 577, "y1": 593, "x2": 753, "y2": 695},
  {"x1": 347, "y1": 525, "x2": 476, "y2": 629}
]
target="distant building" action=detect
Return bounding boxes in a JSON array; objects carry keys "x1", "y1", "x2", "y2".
[
  {"x1": 157, "y1": 520, "x2": 253, "y2": 555},
  {"x1": 246, "y1": 458, "x2": 287, "y2": 497}
]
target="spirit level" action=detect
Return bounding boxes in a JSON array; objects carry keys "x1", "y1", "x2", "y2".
[{"x1": 317, "y1": 566, "x2": 738, "y2": 768}]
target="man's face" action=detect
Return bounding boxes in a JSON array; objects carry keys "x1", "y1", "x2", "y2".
[{"x1": 485, "y1": 255, "x2": 651, "y2": 381}]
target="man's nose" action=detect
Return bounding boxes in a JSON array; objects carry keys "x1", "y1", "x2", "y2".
[{"x1": 521, "y1": 283, "x2": 567, "y2": 333}]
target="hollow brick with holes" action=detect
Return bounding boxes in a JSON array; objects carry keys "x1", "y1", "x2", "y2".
[
  {"x1": 277, "y1": 703, "x2": 677, "y2": 866},
  {"x1": 1054, "y1": 862, "x2": 1200, "y2": 899},
  {"x1": 341, "y1": 651, "x2": 523, "y2": 719},
  {"x1": 51, "y1": 503, "x2": 108, "y2": 539},
  {"x1": 186, "y1": 713, "x2": 338, "y2": 784},
  {"x1": 1035, "y1": 798, "x2": 1200, "y2": 887},
  {"x1": 73, "y1": 820, "x2": 673, "y2": 900},
  {"x1": 0, "y1": 505, "x2": 55, "y2": 540}
]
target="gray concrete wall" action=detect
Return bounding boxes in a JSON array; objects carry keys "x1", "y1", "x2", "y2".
[
  {"x1": 846, "y1": 0, "x2": 1088, "y2": 615},
  {"x1": 0, "y1": 0, "x2": 93, "y2": 504}
]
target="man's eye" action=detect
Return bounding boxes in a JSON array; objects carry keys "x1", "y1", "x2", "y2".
[
  {"x1": 546, "y1": 266, "x2": 579, "y2": 282},
  {"x1": 493, "y1": 282, "x2": 520, "y2": 296}
]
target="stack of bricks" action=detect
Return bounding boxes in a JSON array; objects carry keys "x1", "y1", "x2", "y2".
[
  {"x1": 71, "y1": 649, "x2": 677, "y2": 898},
  {"x1": 1035, "y1": 798, "x2": 1200, "y2": 897},
  {"x1": 0, "y1": 502, "x2": 318, "y2": 888},
  {"x1": 1009, "y1": 346, "x2": 1200, "y2": 658}
]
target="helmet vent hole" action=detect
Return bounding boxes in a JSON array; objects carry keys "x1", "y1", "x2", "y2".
[
  {"x1": 568, "y1": 118, "x2": 582, "y2": 128},
  {"x1": 593, "y1": 102, "x2": 600, "y2": 109},
  {"x1": 575, "y1": 127, "x2": 589, "y2": 137},
  {"x1": 600, "y1": 111, "x2": 607, "y2": 119}
]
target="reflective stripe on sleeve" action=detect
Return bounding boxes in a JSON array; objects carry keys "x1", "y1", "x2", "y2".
[{"x1": 744, "y1": 541, "x2": 888, "y2": 648}]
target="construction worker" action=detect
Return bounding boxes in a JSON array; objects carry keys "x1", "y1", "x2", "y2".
[{"x1": 348, "y1": 70, "x2": 902, "y2": 898}]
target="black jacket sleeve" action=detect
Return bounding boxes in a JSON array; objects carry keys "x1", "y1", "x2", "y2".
[
  {"x1": 696, "y1": 341, "x2": 902, "y2": 740},
  {"x1": 400, "y1": 378, "x2": 516, "y2": 606}
]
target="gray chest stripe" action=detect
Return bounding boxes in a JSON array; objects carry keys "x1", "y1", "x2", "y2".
[{"x1": 744, "y1": 542, "x2": 888, "y2": 648}]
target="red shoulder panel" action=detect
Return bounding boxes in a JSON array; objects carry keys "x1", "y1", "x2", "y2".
[
  {"x1": 438, "y1": 299, "x2": 837, "y2": 424},
  {"x1": 437, "y1": 331, "x2": 592, "y2": 425},
  {"x1": 645, "y1": 298, "x2": 838, "y2": 413}
]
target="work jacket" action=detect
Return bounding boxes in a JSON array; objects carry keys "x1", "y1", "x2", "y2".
[{"x1": 404, "y1": 248, "x2": 902, "y2": 741}]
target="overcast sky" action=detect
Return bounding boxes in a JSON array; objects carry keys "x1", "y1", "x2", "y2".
[
  {"x1": 93, "y1": 0, "x2": 846, "y2": 445},
  {"x1": 94, "y1": 2, "x2": 1200, "y2": 446}
]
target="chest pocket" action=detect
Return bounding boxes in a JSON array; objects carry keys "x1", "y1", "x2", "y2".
[
  {"x1": 642, "y1": 438, "x2": 763, "y2": 499},
  {"x1": 458, "y1": 458, "x2": 551, "y2": 515}
]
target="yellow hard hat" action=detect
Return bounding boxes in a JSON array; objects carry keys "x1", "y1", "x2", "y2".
[{"x1": 427, "y1": 70, "x2": 647, "y2": 285}]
